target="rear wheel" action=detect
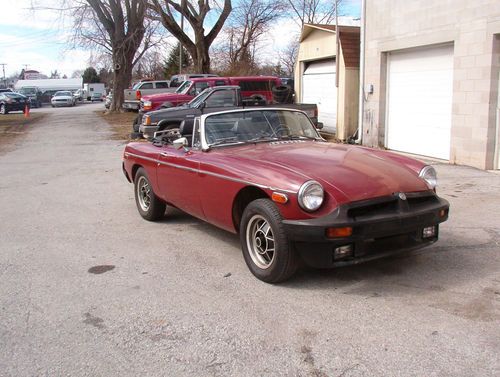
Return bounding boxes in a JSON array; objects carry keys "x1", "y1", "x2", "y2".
[
  {"x1": 240, "y1": 199, "x2": 298, "y2": 283},
  {"x1": 0, "y1": 104, "x2": 6, "y2": 115},
  {"x1": 134, "y1": 168, "x2": 166, "y2": 221}
]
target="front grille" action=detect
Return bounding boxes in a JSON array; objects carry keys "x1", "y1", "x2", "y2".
[
  {"x1": 346, "y1": 192, "x2": 438, "y2": 220},
  {"x1": 347, "y1": 198, "x2": 398, "y2": 219}
]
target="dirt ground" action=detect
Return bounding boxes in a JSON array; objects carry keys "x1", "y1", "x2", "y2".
[
  {"x1": 94, "y1": 110, "x2": 138, "y2": 141},
  {"x1": 0, "y1": 113, "x2": 46, "y2": 155}
]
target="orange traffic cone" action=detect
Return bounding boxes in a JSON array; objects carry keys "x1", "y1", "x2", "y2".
[{"x1": 24, "y1": 104, "x2": 30, "y2": 118}]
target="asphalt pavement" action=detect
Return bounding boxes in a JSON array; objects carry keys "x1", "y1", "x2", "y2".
[{"x1": 0, "y1": 103, "x2": 499, "y2": 376}]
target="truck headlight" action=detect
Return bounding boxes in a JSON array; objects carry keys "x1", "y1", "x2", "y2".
[
  {"x1": 298, "y1": 180, "x2": 324, "y2": 211},
  {"x1": 143, "y1": 100, "x2": 152, "y2": 110},
  {"x1": 419, "y1": 165, "x2": 437, "y2": 189}
]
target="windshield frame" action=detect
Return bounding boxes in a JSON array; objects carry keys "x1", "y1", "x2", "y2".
[
  {"x1": 199, "y1": 108, "x2": 323, "y2": 151},
  {"x1": 175, "y1": 80, "x2": 192, "y2": 94},
  {"x1": 54, "y1": 91, "x2": 72, "y2": 97}
]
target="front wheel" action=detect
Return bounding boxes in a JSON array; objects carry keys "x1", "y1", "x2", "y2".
[
  {"x1": 240, "y1": 199, "x2": 298, "y2": 283},
  {"x1": 134, "y1": 168, "x2": 166, "y2": 221}
]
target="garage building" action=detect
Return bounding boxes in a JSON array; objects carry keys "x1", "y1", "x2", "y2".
[
  {"x1": 361, "y1": 0, "x2": 500, "y2": 170},
  {"x1": 294, "y1": 24, "x2": 360, "y2": 140}
]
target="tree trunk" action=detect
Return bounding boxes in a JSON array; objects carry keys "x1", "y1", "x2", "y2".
[
  {"x1": 110, "y1": 51, "x2": 133, "y2": 112},
  {"x1": 195, "y1": 41, "x2": 211, "y2": 73}
]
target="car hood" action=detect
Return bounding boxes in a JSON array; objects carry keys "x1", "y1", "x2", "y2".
[
  {"x1": 216, "y1": 141, "x2": 429, "y2": 204},
  {"x1": 144, "y1": 92, "x2": 188, "y2": 101}
]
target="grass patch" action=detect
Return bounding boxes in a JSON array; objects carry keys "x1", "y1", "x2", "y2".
[
  {"x1": 95, "y1": 110, "x2": 138, "y2": 141},
  {"x1": 0, "y1": 113, "x2": 47, "y2": 154}
]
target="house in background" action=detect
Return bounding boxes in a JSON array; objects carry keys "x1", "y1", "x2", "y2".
[
  {"x1": 360, "y1": 0, "x2": 500, "y2": 170},
  {"x1": 294, "y1": 24, "x2": 360, "y2": 140}
]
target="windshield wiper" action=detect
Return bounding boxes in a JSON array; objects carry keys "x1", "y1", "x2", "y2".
[
  {"x1": 246, "y1": 135, "x2": 279, "y2": 143},
  {"x1": 208, "y1": 137, "x2": 245, "y2": 149},
  {"x1": 278, "y1": 135, "x2": 323, "y2": 141}
]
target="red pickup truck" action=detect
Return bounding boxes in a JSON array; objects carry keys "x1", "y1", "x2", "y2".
[{"x1": 140, "y1": 76, "x2": 281, "y2": 113}]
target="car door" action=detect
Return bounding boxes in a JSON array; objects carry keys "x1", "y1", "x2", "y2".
[{"x1": 156, "y1": 143, "x2": 205, "y2": 220}]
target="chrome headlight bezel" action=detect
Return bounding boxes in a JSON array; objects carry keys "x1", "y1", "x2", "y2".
[
  {"x1": 419, "y1": 165, "x2": 437, "y2": 189},
  {"x1": 298, "y1": 180, "x2": 324, "y2": 212}
]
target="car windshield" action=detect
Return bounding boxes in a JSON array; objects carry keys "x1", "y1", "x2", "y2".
[
  {"x1": 204, "y1": 109, "x2": 321, "y2": 148},
  {"x1": 176, "y1": 80, "x2": 191, "y2": 94},
  {"x1": 54, "y1": 91, "x2": 72, "y2": 96},
  {"x1": 187, "y1": 88, "x2": 213, "y2": 108},
  {"x1": 19, "y1": 88, "x2": 36, "y2": 95},
  {"x1": 4, "y1": 92, "x2": 24, "y2": 99}
]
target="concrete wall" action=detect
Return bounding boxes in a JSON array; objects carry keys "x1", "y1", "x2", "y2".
[
  {"x1": 363, "y1": 0, "x2": 500, "y2": 169},
  {"x1": 337, "y1": 41, "x2": 360, "y2": 140}
]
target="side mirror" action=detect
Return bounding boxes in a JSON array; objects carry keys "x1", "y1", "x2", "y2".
[
  {"x1": 315, "y1": 122, "x2": 324, "y2": 130},
  {"x1": 199, "y1": 101, "x2": 206, "y2": 110},
  {"x1": 173, "y1": 137, "x2": 188, "y2": 150}
]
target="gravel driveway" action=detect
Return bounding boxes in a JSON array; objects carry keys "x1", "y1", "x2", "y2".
[{"x1": 0, "y1": 103, "x2": 499, "y2": 376}]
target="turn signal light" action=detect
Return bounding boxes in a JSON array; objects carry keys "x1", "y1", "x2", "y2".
[
  {"x1": 272, "y1": 192, "x2": 288, "y2": 204},
  {"x1": 144, "y1": 115, "x2": 151, "y2": 126},
  {"x1": 326, "y1": 227, "x2": 353, "y2": 238},
  {"x1": 439, "y1": 209, "x2": 448, "y2": 218}
]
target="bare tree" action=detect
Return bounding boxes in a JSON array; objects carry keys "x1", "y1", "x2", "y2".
[
  {"x1": 133, "y1": 49, "x2": 168, "y2": 80},
  {"x1": 286, "y1": 0, "x2": 342, "y2": 26},
  {"x1": 70, "y1": 1, "x2": 158, "y2": 111},
  {"x1": 148, "y1": 0, "x2": 232, "y2": 73},
  {"x1": 278, "y1": 38, "x2": 299, "y2": 76},
  {"x1": 222, "y1": 0, "x2": 284, "y2": 74}
]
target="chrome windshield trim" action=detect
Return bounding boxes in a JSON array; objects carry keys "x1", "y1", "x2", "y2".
[{"x1": 124, "y1": 152, "x2": 296, "y2": 194}]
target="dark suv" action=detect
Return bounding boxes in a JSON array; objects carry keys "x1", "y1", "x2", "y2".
[{"x1": 18, "y1": 87, "x2": 43, "y2": 108}]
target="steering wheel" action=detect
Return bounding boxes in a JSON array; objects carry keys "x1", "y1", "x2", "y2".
[{"x1": 273, "y1": 124, "x2": 290, "y2": 137}]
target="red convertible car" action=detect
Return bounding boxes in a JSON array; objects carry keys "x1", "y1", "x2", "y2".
[{"x1": 123, "y1": 108, "x2": 449, "y2": 283}]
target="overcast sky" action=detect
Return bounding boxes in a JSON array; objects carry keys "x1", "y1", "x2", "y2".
[{"x1": 0, "y1": 0, "x2": 361, "y2": 79}]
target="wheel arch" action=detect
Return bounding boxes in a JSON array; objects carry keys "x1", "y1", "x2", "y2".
[
  {"x1": 232, "y1": 186, "x2": 270, "y2": 232},
  {"x1": 157, "y1": 119, "x2": 181, "y2": 131}
]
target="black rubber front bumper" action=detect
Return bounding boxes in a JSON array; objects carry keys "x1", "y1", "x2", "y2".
[{"x1": 282, "y1": 191, "x2": 449, "y2": 268}]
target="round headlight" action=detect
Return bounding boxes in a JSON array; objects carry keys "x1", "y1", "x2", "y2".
[
  {"x1": 298, "y1": 180, "x2": 324, "y2": 211},
  {"x1": 419, "y1": 165, "x2": 437, "y2": 189}
]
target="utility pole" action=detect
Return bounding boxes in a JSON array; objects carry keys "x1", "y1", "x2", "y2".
[
  {"x1": 179, "y1": 0, "x2": 185, "y2": 75},
  {"x1": 0, "y1": 63, "x2": 6, "y2": 88}
]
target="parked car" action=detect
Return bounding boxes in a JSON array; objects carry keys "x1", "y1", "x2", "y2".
[
  {"x1": 136, "y1": 85, "x2": 318, "y2": 139},
  {"x1": 123, "y1": 80, "x2": 172, "y2": 111},
  {"x1": 123, "y1": 108, "x2": 450, "y2": 283},
  {"x1": 51, "y1": 91, "x2": 76, "y2": 107},
  {"x1": 73, "y1": 89, "x2": 85, "y2": 101},
  {"x1": 17, "y1": 86, "x2": 43, "y2": 108},
  {"x1": 91, "y1": 92, "x2": 104, "y2": 102},
  {"x1": 169, "y1": 73, "x2": 219, "y2": 87},
  {"x1": 140, "y1": 76, "x2": 281, "y2": 115},
  {"x1": 0, "y1": 92, "x2": 30, "y2": 114}
]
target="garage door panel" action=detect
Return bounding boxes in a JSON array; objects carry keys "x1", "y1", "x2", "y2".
[
  {"x1": 387, "y1": 45, "x2": 453, "y2": 160},
  {"x1": 302, "y1": 60, "x2": 337, "y2": 133}
]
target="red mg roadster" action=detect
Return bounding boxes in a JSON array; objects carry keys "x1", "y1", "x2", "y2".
[{"x1": 123, "y1": 108, "x2": 449, "y2": 283}]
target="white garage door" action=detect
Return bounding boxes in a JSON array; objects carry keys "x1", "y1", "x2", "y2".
[
  {"x1": 302, "y1": 60, "x2": 337, "y2": 133},
  {"x1": 386, "y1": 45, "x2": 454, "y2": 160}
]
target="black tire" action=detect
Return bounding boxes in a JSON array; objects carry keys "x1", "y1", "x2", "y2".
[
  {"x1": 130, "y1": 131, "x2": 142, "y2": 139},
  {"x1": 134, "y1": 168, "x2": 166, "y2": 221},
  {"x1": 132, "y1": 114, "x2": 142, "y2": 132},
  {"x1": 0, "y1": 104, "x2": 7, "y2": 115},
  {"x1": 240, "y1": 199, "x2": 298, "y2": 283}
]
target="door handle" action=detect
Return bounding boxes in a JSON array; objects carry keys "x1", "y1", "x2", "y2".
[{"x1": 160, "y1": 152, "x2": 171, "y2": 157}]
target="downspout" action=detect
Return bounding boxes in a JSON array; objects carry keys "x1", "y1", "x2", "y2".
[{"x1": 355, "y1": 0, "x2": 366, "y2": 143}]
